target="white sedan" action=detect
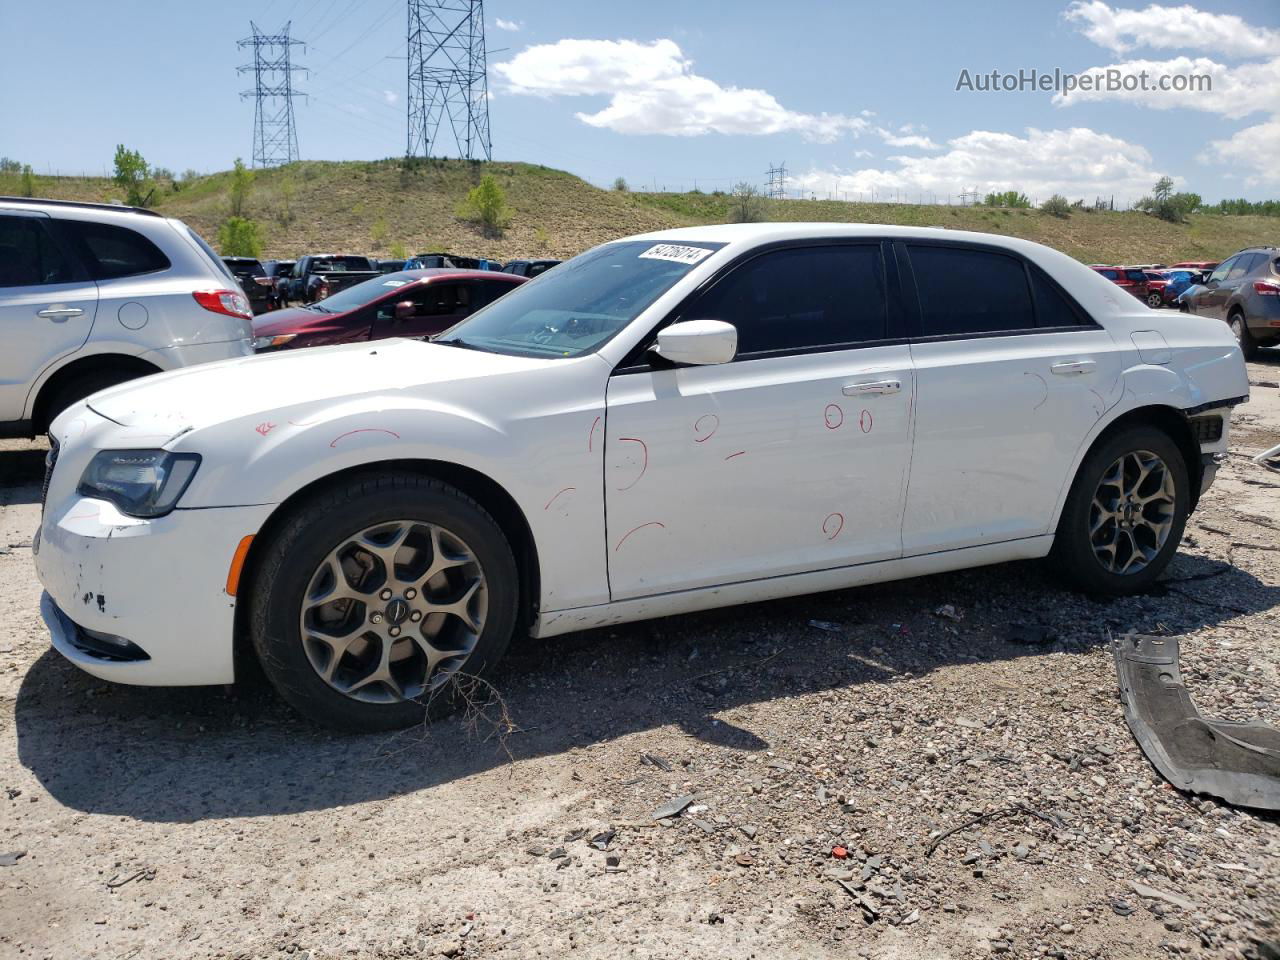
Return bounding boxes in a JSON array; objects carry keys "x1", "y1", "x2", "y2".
[{"x1": 35, "y1": 224, "x2": 1248, "y2": 730}]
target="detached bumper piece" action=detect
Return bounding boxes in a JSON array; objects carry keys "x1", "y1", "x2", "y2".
[{"x1": 1113, "y1": 634, "x2": 1280, "y2": 811}]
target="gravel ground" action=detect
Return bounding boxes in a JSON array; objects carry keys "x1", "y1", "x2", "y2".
[{"x1": 1, "y1": 356, "x2": 1277, "y2": 960}]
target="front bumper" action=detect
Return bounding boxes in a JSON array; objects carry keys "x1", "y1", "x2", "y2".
[{"x1": 35, "y1": 495, "x2": 274, "y2": 686}]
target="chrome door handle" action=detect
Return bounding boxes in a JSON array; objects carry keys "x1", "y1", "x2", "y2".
[
  {"x1": 1050, "y1": 360, "x2": 1096, "y2": 376},
  {"x1": 842, "y1": 378, "x2": 901, "y2": 396},
  {"x1": 37, "y1": 307, "x2": 84, "y2": 320}
]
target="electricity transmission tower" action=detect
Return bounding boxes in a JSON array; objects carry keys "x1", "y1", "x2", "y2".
[
  {"x1": 406, "y1": 0, "x2": 492, "y2": 160},
  {"x1": 765, "y1": 162, "x2": 788, "y2": 199},
  {"x1": 237, "y1": 22, "x2": 306, "y2": 167}
]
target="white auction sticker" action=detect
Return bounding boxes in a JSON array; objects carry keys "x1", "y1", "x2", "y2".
[{"x1": 638, "y1": 243, "x2": 715, "y2": 265}]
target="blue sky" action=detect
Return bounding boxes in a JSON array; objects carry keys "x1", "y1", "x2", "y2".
[{"x1": 3, "y1": 0, "x2": 1278, "y2": 203}]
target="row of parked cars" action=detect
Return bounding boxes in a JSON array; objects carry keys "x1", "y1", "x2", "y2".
[
  {"x1": 1092, "y1": 250, "x2": 1279, "y2": 358},
  {"x1": 221, "y1": 252, "x2": 562, "y2": 315}
]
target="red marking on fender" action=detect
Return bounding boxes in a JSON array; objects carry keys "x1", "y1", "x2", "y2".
[
  {"x1": 824, "y1": 404, "x2": 844, "y2": 429},
  {"x1": 588, "y1": 415, "x2": 601, "y2": 452},
  {"x1": 614, "y1": 521, "x2": 666, "y2": 552},
  {"x1": 616, "y1": 437, "x2": 648, "y2": 490},
  {"x1": 329, "y1": 428, "x2": 401, "y2": 448},
  {"x1": 859, "y1": 409, "x2": 873, "y2": 434},
  {"x1": 544, "y1": 486, "x2": 576, "y2": 511},
  {"x1": 693, "y1": 413, "x2": 719, "y2": 442},
  {"x1": 724, "y1": 450, "x2": 746, "y2": 460},
  {"x1": 255, "y1": 421, "x2": 276, "y2": 436},
  {"x1": 822, "y1": 512, "x2": 845, "y2": 540}
]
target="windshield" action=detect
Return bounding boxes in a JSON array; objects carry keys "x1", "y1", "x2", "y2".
[
  {"x1": 307, "y1": 272, "x2": 418, "y2": 313},
  {"x1": 437, "y1": 240, "x2": 724, "y2": 358}
]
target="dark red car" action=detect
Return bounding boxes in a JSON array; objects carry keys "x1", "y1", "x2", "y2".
[
  {"x1": 251, "y1": 268, "x2": 526, "y2": 352},
  {"x1": 1090, "y1": 265, "x2": 1151, "y2": 302}
]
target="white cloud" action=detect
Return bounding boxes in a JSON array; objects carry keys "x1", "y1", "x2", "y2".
[
  {"x1": 495, "y1": 18, "x2": 521, "y2": 32},
  {"x1": 852, "y1": 149, "x2": 874, "y2": 159},
  {"x1": 1051, "y1": 54, "x2": 1280, "y2": 118},
  {"x1": 1064, "y1": 1, "x2": 1280, "y2": 57},
  {"x1": 494, "y1": 38, "x2": 870, "y2": 141},
  {"x1": 382, "y1": 89, "x2": 398, "y2": 105},
  {"x1": 876, "y1": 126, "x2": 941, "y2": 150},
  {"x1": 1204, "y1": 119, "x2": 1280, "y2": 187},
  {"x1": 792, "y1": 127, "x2": 1167, "y2": 202}
]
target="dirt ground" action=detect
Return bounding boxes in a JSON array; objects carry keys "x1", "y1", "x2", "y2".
[{"x1": 1, "y1": 356, "x2": 1277, "y2": 960}]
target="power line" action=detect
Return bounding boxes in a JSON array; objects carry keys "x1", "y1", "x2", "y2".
[
  {"x1": 406, "y1": 0, "x2": 492, "y2": 160},
  {"x1": 237, "y1": 21, "x2": 307, "y2": 167},
  {"x1": 765, "y1": 161, "x2": 788, "y2": 200}
]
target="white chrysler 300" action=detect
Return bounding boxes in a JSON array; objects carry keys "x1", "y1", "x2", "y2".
[{"x1": 36, "y1": 224, "x2": 1248, "y2": 730}]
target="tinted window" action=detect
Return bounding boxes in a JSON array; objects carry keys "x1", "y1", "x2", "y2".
[
  {"x1": 527, "y1": 262, "x2": 555, "y2": 278},
  {"x1": 684, "y1": 245, "x2": 886, "y2": 355},
  {"x1": 0, "y1": 215, "x2": 74, "y2": 287},
  {"x1": 476, "y1": 280, "x2": 518, "y2": 307},
  {"x1": 1208, "y1": 257, "x2": 1236, "y2": 283},
  {"x1": 312, "y1": 256, "x2": 374, "y2": 272},
  {"x1": 907, "y1": 245, "x2": 1033, "y2": 336},
  {"x1": 418, "y1": 282, "x2": 471, "y2": 316},
  {"x1": 1227, "y1": 253, "x2": 1263, "y2": 280},
  {"x1": 62, "y1": 220, "x2": 169, "y2": 280},
  {"x1": 1125, "y1": 270, "x2": 1147, "y2": 283},
  {"x1": 1030, "y1": 267, "x2": 1087, "y2": 328},
  {"x1": 1097, "y1": 269, "x2": 1119, "y2": 280}
]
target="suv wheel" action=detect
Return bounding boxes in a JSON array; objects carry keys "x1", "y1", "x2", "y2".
[
  {"x1": 249, "y1": 472, "x2": 519, "y2": 732},
  {"x1": 1052, "y1": 425, "x2": 1189, "y2": 595},
  {"x1": 1228, "y1": 313, "x2": 1258, "y2": 361},
  {"x1": 1146, "y1": 292, "x2": 1163, "y2": 308},
  {"x1": 44, "y1": 369, "x2": 145, "y2": 430}
]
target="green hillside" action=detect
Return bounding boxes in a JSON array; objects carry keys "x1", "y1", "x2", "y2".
[{"x1": 3, "y1": 158, "x2": 1277, "y2": 265}]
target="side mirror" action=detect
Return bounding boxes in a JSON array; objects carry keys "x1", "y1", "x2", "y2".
[
  {"x1": 394, "y1": 300, "x2": 415, "y2": 320},
  {"x1": 651, "y1": 319, "x2": 737, "y2": 366}
]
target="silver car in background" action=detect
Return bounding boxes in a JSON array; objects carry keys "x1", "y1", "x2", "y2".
[{"x1": 0, "y1": 197, "x2": 254, "y2": 437}]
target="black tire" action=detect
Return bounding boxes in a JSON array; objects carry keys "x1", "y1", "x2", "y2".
[
  {"x1": 1228, "y1": 312, "x2": 1258, "y2": 361},
  {"x1": 43, "y1": 368, "x2": 145, "y2": 430},
  {"x1": 1052, "y1": 424, "x2": 1190, "y2": 595},
  {"x1": 248, "y1": 472, "x2": 519, "y2": 732}
]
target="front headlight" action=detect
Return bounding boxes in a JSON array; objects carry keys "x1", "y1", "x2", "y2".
[
  {"x1": 77, "y1": 450, "x2": 201, "y2": 518},
  {"x1": 253, "y1": 333, "x2": 297, "y2": 351}
]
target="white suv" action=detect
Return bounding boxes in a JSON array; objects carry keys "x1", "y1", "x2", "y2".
[{"x1": 0, "y1": 198, "x2": 254, "y2": 437}]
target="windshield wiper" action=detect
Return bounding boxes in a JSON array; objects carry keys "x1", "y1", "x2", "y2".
[{"x1": 434, "y1": 337, "x2": 492, "y2": 352}]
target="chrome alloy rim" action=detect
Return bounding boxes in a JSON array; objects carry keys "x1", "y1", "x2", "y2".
[
  {"x1": 1089, "y1": 450, "x2": 1176, "y2": 575},
  {"x1": 298, "y1": 520, "x2": 487, "y2": 703}
]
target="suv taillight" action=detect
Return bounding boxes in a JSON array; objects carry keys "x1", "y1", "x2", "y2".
[
  {"x1": 192, "y1": 289, "x2": 251, "y2": 319},
  {"x1": 1254, "y1": 280, "x2": 1280, "y2": 296}
]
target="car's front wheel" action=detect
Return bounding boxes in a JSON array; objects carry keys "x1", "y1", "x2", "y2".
[
  {"x1": 1146, "y1": 292, "x2": 1163, "y2": 308},
  {"x1": 249, "y1": 472, "x2": 519, "y2": 731},
  {"x1": 1052, "y1": 424, "x2": 1189, "y2": 595}
]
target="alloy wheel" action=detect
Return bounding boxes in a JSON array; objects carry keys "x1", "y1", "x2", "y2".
[
  {"x1": 298, "y1": 520, "x2": 488, "y2": 703},
  {"x1": 1230, "y1": 316, "x2": 1246, "y2": 344},
  {"x1": 1089, "y1": 450, "x2": 1176, "y2": 575},
  {"x1": 1146, "y1": 293, "x2": 1162, "y2": 308}
]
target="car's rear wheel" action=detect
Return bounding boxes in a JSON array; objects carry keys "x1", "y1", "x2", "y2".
[
  {"x1": 1052, "y1": 424, "x2": 1189, "y2": 595},
  {"x1": 249, "y1": 472, "x2": 519, "y2": 731},
  {"x1": 1146, "y1": 292, "x2": 1163, "y2": 308},
  {"x1": 1228, "y1": 312, "x2": 1258, "y2": 361},
  {"x1": 43, "y1": 368, "x2": 147, "y2": 432}
]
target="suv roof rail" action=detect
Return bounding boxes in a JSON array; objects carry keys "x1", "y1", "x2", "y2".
[{"x1": 0, "y1": 196, "x2": 164, "y2": 218}]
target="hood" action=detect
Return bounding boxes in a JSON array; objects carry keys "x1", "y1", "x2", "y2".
[
  {"x1": 86, "y1": 339, "x2": 557, "y2": 432},
  {"x1": 252, "y1": 307, "x2": 320, "y2": 336}
]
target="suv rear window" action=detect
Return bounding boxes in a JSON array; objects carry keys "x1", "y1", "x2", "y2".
[
  {"x1": 0, "y1": 215, "x2": 75, "y2": 287},
  {"x1": 314, "y1": 256, "x2": 373, "y2": 272},
  {"x1": 61, "y1": 219, "x2": 170, "y2": 280},
  {"x1": 1125, "y1": 270, "x2": 1147, "y2": 283}
]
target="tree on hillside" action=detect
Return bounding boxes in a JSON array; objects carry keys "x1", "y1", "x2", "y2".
[
  {"x1": 730, "y1": 182, "x2": 764, "y2": 223},
  {"x1": 113, "y1": 145, "x2": 152, "y2": 207},
  {"x1": 217, "y1": 216, "x2": 263, "y2": 258},
  {"x1": 457, "y1": 174, "x2": 511, "y2": 237},
  {"x1": 613, "y1": 176, "x2": 628, "y2": 192},
  {"x1": 983, "y1": 190, "x2": 1030, "y2": 208},
  {"x1": 229, "y1": 158, "x2": 254, "y2": 217},
  {"x1": 1041, "y1": 194, "x2": 1071, "y2": 218},
  {"x1": 20, "y1": 164, "x2": 36, "y2": 198},
  {"x1": 1135, "y1": 176, "x2": 1200, "y2": 223}
]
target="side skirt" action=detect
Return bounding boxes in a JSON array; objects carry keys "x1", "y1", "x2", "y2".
[{"x1": 533, "y1": 535, "x2": 1055, "y2": 638}]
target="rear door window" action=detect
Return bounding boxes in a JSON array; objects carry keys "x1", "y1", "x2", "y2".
[
  {"x1": 0, "y1": 215, "x2": 76, "y2": 287},
  {"x1": 683, "y1": 244, "x2": 888, "y2": 356},
  {"x1": 905, "y1": 244, "x2": 1034, "y2": 337},
  {"x1": 1097, "y1": 269, "x2": 1119, "y2": 281},
  {"x1": 1125, "y1": 269, "x2": 1147, "y2": 283},
  {"x1": 1029, "y1": 267, "x2": 1089, "y2": 328},
  {"x1": 61, "y1": 219, "x2": 170, "y2": 280}
]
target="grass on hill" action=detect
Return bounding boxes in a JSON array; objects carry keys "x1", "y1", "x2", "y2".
[{"x1": 2, "y1": 158, "x2": 1276, "y2": 266}]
